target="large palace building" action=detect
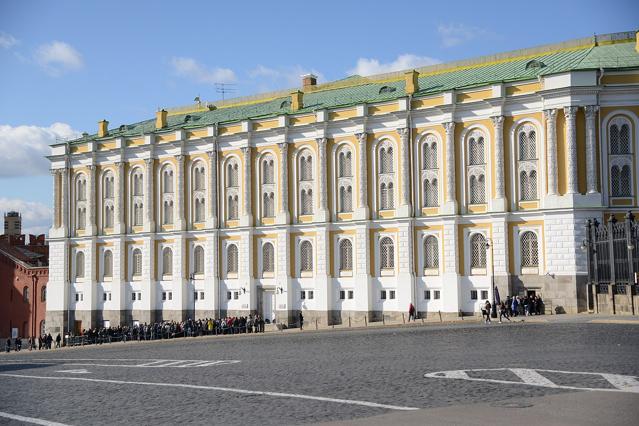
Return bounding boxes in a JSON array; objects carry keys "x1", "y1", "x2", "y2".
[{"x1": 47, "y1": 31, "x2": 639, "y2": 333}]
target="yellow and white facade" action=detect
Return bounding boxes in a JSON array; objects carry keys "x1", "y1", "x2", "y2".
[{"x1": 46, "y1": 31, "x2": 639, "y2": 331}]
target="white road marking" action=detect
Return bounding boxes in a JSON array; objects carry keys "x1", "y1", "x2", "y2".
[
  {"x1": 0, "y1": 410, "x2": 71, "y2": 426},
  {"x1": 55, "y1": 369, "x2": 90, "y2": 374},
  {"x1": 0, "y1": 373, "x2": 419, "y2": 411},
  {"x1": 424, "y1": 368, "x2": 639, "y2": 393},
  {"x1": 0, "y1": 358, "x2": 240, "y2": 368}
]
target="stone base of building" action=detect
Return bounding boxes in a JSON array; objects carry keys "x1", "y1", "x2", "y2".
[{"x1": 507, "y1": 274, "x2": 588, "y2": 314}]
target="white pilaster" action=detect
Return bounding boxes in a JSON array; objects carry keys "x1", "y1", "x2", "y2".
[
  {"x1": 355, "y1": 225, "x2": 372, "y2": 315},
  {"x1": 441, "y1": 219, "x2": 460, "y2": 312},
  {"x1": 491, "y1": 116, "x2": 506, "y2": 211},
  {"x1": 206, "y1": 146, "x2": 218, "y2": 228},
  {"x1": 276, "y1": 142, "x2": 290, "y2": 224},
  {"x1": 315, "y1": 225, "x2": 331, "y2": 317},
  {"x1": 144, "y1": 158, "x2": 155, "y2": 232},
  {"x1": 240, "y1": 146, "x2": 253, "y2": 227},
  {"x1": 175, "y1": 154, "x2": 186, "y2": 230},
  {"x1": 354, "y1": 132, "x2": 369, "y2": 220},
  {"x1": 61, "y1": 167, "x2": 69, "y2": 237},
  {"x1": 397, "y1": 128, "x2": 412, "y2": 217},
  {"x1": 585, "y1": 105, "x2": 599, "y2": 194},
  {"x1": 315, "y1": 137, "x2": 329, "y2": 222},
  {"x1": 564, "y1": 106, "x2": 579, "y2": 194},
  {"x1": 114, "y1": 162, "x2": 125, "y2": 234},
  {"x1": 544, "y1": 109, "x2": 559, "y2": 196},
  {"x1": 87, "y1": 165, "x2": 97, "y2": 236},
  {"x1": 443, "y1": 122, "x2": 457, "y2": 214},
  {"x1": 397, "y1": 222, "x2": 415, "y2": 309}
]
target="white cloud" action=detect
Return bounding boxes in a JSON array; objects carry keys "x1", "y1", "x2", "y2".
[
  {"x1": 0, "y1": 122, "x2": 81, "y2": 177},
  {"x1": 437, "y1": 23, "x2": 490, "y2": 48},
  {"x1": 0, "y1": 32, "x2": 18, "y2": 49},
  {"x1": 347, "y1": 54, "x2": 441, "y2": 76},
  {"x1": 34, "y1": 41, "x2": 84, "y2": 76},
  {"x1": 170, "y1": 57, "x2": 236, "y2": 85},
  {"x1": 248, "y1": 65, "x2": 324, "y2": 90},
  {"x1": 0, "y1": 197, "x2": 51, "y2": 236}
]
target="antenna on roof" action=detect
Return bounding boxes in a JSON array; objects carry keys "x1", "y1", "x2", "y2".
[
  {"x1": 215, "y1": 83, "x2": 236, "y2": 101},
  {"x1": 194, "y1": 95, "x2": 201, "y2": 107}
]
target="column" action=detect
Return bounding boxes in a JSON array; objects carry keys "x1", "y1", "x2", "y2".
[
  {"x1": 51, "y1": 170, "x2": 61, "y2": 230},
  {"x1": 491, "y1": 116, "x2": 506, "y2": 211},
  {"x1": 143, "y1": 158, "x2": 155, "y2": 232},
  {"x1": 207, "y1": 146, "x2": 218, "y2": 228},
  {"x1": 544, "y1": 109, "x2": 558, "y2": 196},
  {"x1": 564, "y1": 106, "x2": 579, "y2": 194},
  {"x1": 354, "y1": 132, "x2": 369, "y2": 220},
  {"x1": 240, "y1": 146, "x2": 253, "y2": 226},
  {"x1": 87, "y1": 165, "x2": 97, "y2": 236},
  {"x1": 277, "y1": 142, "x2": 290, "y2": 224},
  {"x1": 175, "y1": 155, "x2": 185, "y2": 230},
  {"x1": 315, "y1": 137, "x2": 329, "y2": 222},
  {"x1": 397, "y1": 128, "x2": 412, "y2": 217},
  {"x1": 585, "y1": 105, "x2": 599, "y2": 194},
  {"x1": 443, "y1": 122, "x2": 457, "y2": 213},
  {"x1": 61, "y1": 167, "x2": 69, "y2": 236},
  {"x1": 114, "y1": 161, "x2": 125, "y2": 234}
]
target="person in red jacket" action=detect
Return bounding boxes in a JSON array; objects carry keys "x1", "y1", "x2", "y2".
[{"x1": 408, "y1": 303, "x2": 416, "y2": 322}]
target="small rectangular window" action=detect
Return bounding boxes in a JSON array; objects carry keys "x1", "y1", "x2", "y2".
[
  {"x1": 471, "y1": 290, "x2": 478, "y2": 300},
  {"x1": 234, "y1": 291, "x2": 239, "y2": 300},
  {"x1": 434, "y1": 290, "x2": 440, "y2": 300},
  {"x1": 227, "y1": 291, "x2": 232, "y2": 300},
  {"x1": 424, "y1": 290, "x2": 431, "y2": 300},
  {"x1": 300, "y1": 291, "x2": 306, "y2": 300},
  {"x1": 168, "y1": 292, "x2": 172, "y2": 301},
  {"x1": 339, "y1": 290, "x2": 346, "y2": 300},
  {"x1": 389, "y1": 290, "x2": 396, "y2": 300},
  {"x1": 194, "y1": 291, "x2": 198, "y2": 301},
  {"x1": 138, "y1": 293, "x2": 142, "y2": 301},
  {"x1": 131, "y1": 293, "x2": 136, "y2": 301},
  {"x1": 103, "y1": 293, "x2": 108, "y2": 302},
  {"x1": 348, "y1": 290, "x2": 354, "y2": 299},
  {"x1": 199, "y1": 292, "x2": 204, "y2": 300},
  {"x1": 381, "y1": 290, "x2": 387, "y2": 300},
  {"x1": 108, "y1": 293, "x2": 111, "y2": 301},
  {"x1": 162, "y1": 292, "x2": 167, "y2": 301},
  {"x1": 481, "y1": 290, "x2": 488, "y2": 300},
  {"x1": 308, "y1": 290, "x2": 314, "y2": 300}
]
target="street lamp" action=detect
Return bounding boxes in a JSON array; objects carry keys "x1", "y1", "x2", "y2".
[
  {"x1": 189, "y1": 273, "x2": 195, "y2": 320},
  {"x1": 484, "y1": 238, "x2": 497, "y2": 318}
]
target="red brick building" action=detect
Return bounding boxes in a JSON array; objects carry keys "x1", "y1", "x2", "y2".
[{"x1": 0, "y1": 233, "x2": 48, "y2": 339}]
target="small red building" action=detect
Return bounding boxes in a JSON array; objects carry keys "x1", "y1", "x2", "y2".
[{"x1": 0, "y1": 233, "x2": 48, "y2": 339}]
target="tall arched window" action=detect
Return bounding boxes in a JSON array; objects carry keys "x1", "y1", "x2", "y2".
[
  {"x1": 520, "y1": 231, "x2": 539, "y2": 268},
  {"x1": 301, "y1": 189, "x2": 313, "y2": 215},
  {"x1": 260, "y1": 154, "x2": 276, "y2": 220},
  {"x1": 298, "y1": 149, "x2": 314, "y2": 217},
  {"x1": 339, "y1": 239, "x2": 353, "y2": 272},
  {"x1": 335, "y1": 145, "x2": 354, "y2": 216},
  {"x1": 227, "y1": 244, "x2": 238, "y2": 274},
  {"x1": 262, "y1": 242, "x2": 275, "y2": 274},
  {"x1": 300, "y1": 240, "x2": 313, "y2": 272},
  {"x1": 161, "y1": 165, "x2": 174, "y2": 225},
  {"x1": 163, "y1": 201, "x2": 174, "y2": 225},
  {"x1": 193, "y1": 246, "x2": 204, "y2": 275},
  {"x1": 517, "y1": 124, "x2": 539, "y2": 201},
  {"x1": 380, "y1": 237, "x2": 394, "y2": 270},
  {"x1": 338, "y1": 150, "x2": 352, "y2": 177},
  {"x1": 75, "y1": 174, "x2": 87, "y2": 231},
  {"x1": 225, "y1": 159, "x2": 240, "y2": 221},
  {"x1": 162, "y1": 247, "x2": 173, "y2": 276},
  {"x1": 75, "y1": 251, "x2": 85, "y2": 278},
  {"x1": 262, "y1": 157, "x2": 275, "y2": 184},
  {"x1": 423, "y1": 236, "x2": 439, "y2": 269},
  {"x1": 421, "y1": 134, "x2": 439, "y2": 208},
  {"x1": 608, "y1": 116, "x2": 633, "y2": 198},
  {"x1": 377, "y1": 141, "x2": 395, "y2": 212},
  {"x1": 470, "y1": 233, "x2": 487, "y2": 269},
  {"x1": 466, "y1": 130, "x2": 487, "y2": 205},
  {"x1": 263, "y1": 193, "x2": 275, "y2": 217},
  {"x1": 339, "y1": 186, "x2": 353, "y2": 213},
  {"x1": 132, "y1": 249, "x2": 142, "y2": 276},
  {"x1": 102, "y1": 172, "x2": 114, "y2": 230},
  {"x1": 191, "y1": 162, "x2": 206, "y2": 224},
  {"x1": 131, "y1": 168, "x2": 144, "y2": 227},
  {"x1": 103, "y1": 250, "x2": 113, "y2": 278},
  {"x1": 23, "y1": 286, "x2": 29, "y2": 302}
]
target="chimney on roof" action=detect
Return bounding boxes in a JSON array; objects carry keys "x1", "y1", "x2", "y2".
[
  {"x1": 98, "y1": 120, "x2": 109, "y2": 137},
  {"x1": 302, "y1": 73, "x2": 317, "y2": 89},
  {"x1": 404, "y1": 70, "x2": 419, "y2": 95},
  {"x1": 291, "y1": 90, "x2": 303, "y2": 112},
  {"x1": 156, "y1": 109, "x2": 168, "y2": 129}
]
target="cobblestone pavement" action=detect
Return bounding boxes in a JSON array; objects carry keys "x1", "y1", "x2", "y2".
[{"x1": 1, "y1": 319, "x2": 638, "y2": 425}]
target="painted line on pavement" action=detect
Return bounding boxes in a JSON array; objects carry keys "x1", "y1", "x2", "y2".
[
  {"x1": 590, "y1": 319, "x2": 639, "y2": 325},
  {"x1": 0, "y1": 410, "x2": 71, "y2": 426},
  {"x1": 0, "y1": 372, "x2": 418, "y2": 411},
  {"x1": 0, "y1": 358, "x2": 241, "y2": 368}
]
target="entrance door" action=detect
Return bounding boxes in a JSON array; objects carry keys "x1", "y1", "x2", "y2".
[
  {"x1": 526, "y1": 290, "x2": 537, "y2": 298},
  {"x1": 74, "y1": 320, "x2": 82, "y2": 335},
  {"x1": 262, "y1": 291, "x2": 276, "y2": 323}
]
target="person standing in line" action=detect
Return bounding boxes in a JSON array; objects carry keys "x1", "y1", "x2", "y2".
[
  {"x1": 299, "y1": 311, "x2": 304, "y2": 330},
  {"x1": 408, "y1": 303, "x2": 416, "y2": 322},
  {"x1": 55, "y1": 333, "x2": 61, "y2": 348}
]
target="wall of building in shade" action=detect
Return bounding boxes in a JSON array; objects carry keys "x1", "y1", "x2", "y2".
[
  {"x1": 45, "y1": 34, "x2": 639, "y2": 332},
  {"x1": 0, "y1": 234, "x2": 48, "y2": 339}
]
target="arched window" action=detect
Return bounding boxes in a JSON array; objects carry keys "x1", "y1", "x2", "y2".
[
  {"x1": 162, "y1": 247, "x2": 173, "y2": 276},
  {"x1": 339, "y1": 239, "x2": 353, "y2": 272},
  {"x1": 163, "y1": 201, "x2": 173, "y2": 225},
  {"x1": 262, "y1": 158, "x2": 275, "y2": 184},
  {"x1": 103, "y1": 172, "x2": 114, "y2": 230},
  {"x1": 227, "y1": 162, "x2": 239, "y2": 187},
  {"x1": 194, "y1": 165, "x2": 205, "y2": 191},
  {"x1": 338, "y1": 150, "x2": 352, "y2": 177},
  {"x1": 470, "y1": 175, "x2": 486, "y2": 204},
  {"x1": 335, "y1": 145, "x2": 354, "y2": 218},
  {"x1": 300, "y1": 154, "x2": 313, "y2": 181},
  {"x1": 262, "y1": 242, "x2": 275, "y2": 273},
  {"x1": 104, "y1": 205, "x2": 114, "y2": 229},
  {"x1": 423, "y1": 179, "x2": 438, "y2": 207},
  {"x1": 380, "y1": 183, "x2": 394, "y2": 210},
  {"x1": 421, "y1": 134, "x2": 439, "y2": 209},
  {"x1": 41, "y1": 286, "x2": 46, "y2": 302},
  {"x1": 77, "y1": 207, "x2": 86, "y2": 230},
  {"x1": 103, "y1": 250, "x2": 113, "y2": 278},
  {"x1": 228, "y1": 195, "x2": 239, "y2": 220},
  {"x1": 377, "y1": 141, "x2": 395, "y2": 213},
  {"x1": 131, "y1": 168, "x2": 144, "y2": 227},
  {"x1": 133, "y1": 171, "x2": 143, "y2": 196},
  {"x1": 339, "y1": 186, "x2": 353, "y2": 213},
  {"x1": 520, "y1": 231, "x2": 539, "y2": 268},
  {"x1": 469, "y1": 135, "x2": 485, "y2": 165},
  {"x1": 193, "y1": 246, "x2": 204, "y2": 275},
  {"x1": 422, "y1": 135, "x2": 438, "y2": 169},
  {"x1": 301, "y1": 189, "x2": 313, "y2": 215},
  {"x1": 134, "y1": 202, "x2": 143, "y2": 226},
  {"x1": 76, "y1": 251, "x2": 85, "y2": 278},
  {"x1": 163, "y1": 168, "x2": 174, "y2": 193},
  {"x1": 423, "y1": 236, "x2": 439, "y2": 269},
  {"x1": 132, "y1": 249, "x2": 142, "y2": 276},
  {"x1": 380, "y1": 237, "x2": 394, "y2": 269},
  {"x1": 263, "y1": 193, "x2": 275, "y2": 217},
  {"x1": 517, "y1": 124, "x2": 539, "y2": 202},
  {"x1": 300, "y1": 240, "x2": 313, "y2": 272},
  {"x1": 23, "y1": 286, "x2": 29, "y2": 303},
  {"x1": 466, "y1": 130, "x2": 487, "y2": 206},
  {"x1": 608, "y1": 117, "x2": 633, "y2": 198},
  {"x1": 520, "y1": 170, "x2": 538, "y2": 201},
  {"x1": 380, "y1": 146, "x2": 394, "y2": 173},
  {"x1": 470, "y1": 234, "x2": 487, "y2": 269},
  {"x1": 227, "y1": 244, "x2": 238, "y2": 274},
  {"x1": 194, "y1": 198, "x2": 205, "y2": 223}
]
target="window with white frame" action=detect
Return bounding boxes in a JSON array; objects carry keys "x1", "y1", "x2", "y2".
[
  {"x1": 423, "y1": 235, "x2": 439, "y2": 271},
  {"x1": 132, "y1": 248, "x2": 142, "y2": 277},
  {"x1": 75, "y1": 251, "x2": 85, "y2": 279},
  {"x1": 75, "y1": 173, "x2": 87, "y2": 231},
  {"x1": 470, "y1": 233, "x2": 487, "y2": 271},
  {"x1": 162, "y1": 247, "x2": 172, "y2": 277},
  {"x1": 300, "y1": 240, "x2": 313, "y2": 273},
  {"x1": 520, "y1": 231, "x2": 539, "y2": 269},
  {"x1": 377, "y1": 141, "x2": 395, "y2": 211},
  {"x1": 421, "y1": 134, "x2": 439, "y2": 207},
  {"x1": 608, "y1": 116, "x2": 633, "y2": 198},
  {"x1": 466, "y1": 130, "x2": 486, "y2": 205},
  {"x1": 262, "y1": 242, "x2": 275, "y2": 274},
  {"x1": 336, "y1": 145, "x2": 354, "y2": 214},
  {"x1": 103, "y1": 250, "x2": 113, "y2": 279},
  {"x1": 226, "y1": 244, "x2": 238, "y2": 275},
  {"x1": 191, "y1": 161, "x2": 206, "y2": 224},
  {"x1": 517, "y1": 124, "x2": 539, "y2": 201},
  {"x1": 225, "y1": 159, "x2": 240, "y2": 220},
  {"x1": 260, "y1": 155, "x2": 276, "y2": 219},
  {"x1": 298, "y1": 149, "x2": 314, "y2": 216},
  {"x1": 193, "y1": 246, "x2": 204, "y2": 275},
  {"x1": 379, "y1": 236, "x2": 395, "y2": 270},
  {"x1": 131, "y1": 168, "x2": 144, "y2": 227},
  {"x1": 339, "y1": 238, "x2": 353, "y2": 272},
  {"x1": 102, "y1": 172, "x2": 114, "y2": 230},
  {"x1": 262, "y1": 192, "x2": 275, "y2": 218}
]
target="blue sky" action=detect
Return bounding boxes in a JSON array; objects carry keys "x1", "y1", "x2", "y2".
[{"x1": 0, "y1": 0, "x2": 636, "y2": 234}]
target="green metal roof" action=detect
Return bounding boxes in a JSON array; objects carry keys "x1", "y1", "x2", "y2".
[{"x1": 67, "y1": 35, "x2": 639, "y2": 145}]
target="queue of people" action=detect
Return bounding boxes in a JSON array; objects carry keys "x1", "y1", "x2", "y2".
[
  {"x1": 5, "y1": 333, "x2": 61, "y2": 352},
  {"x1": 481, "y1": 294, "x2": 544, "y2": 324}
]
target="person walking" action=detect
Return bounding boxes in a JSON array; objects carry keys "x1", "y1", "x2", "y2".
[
  {"x1": 299, "y1": 311, "x2": 304, "y2": 330},
  {"x1": 483, "y1": 300, "x2": 492, "y2": 324},
  {"x1": 55, "y1": 333, "x2": 61, "y2": 348},
  {"x1": 408, "y1": 303, "x2": 416, "y2": 322},
  {"x1": 499, "y1": 302, "x2": 511, "y2": 323}
]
